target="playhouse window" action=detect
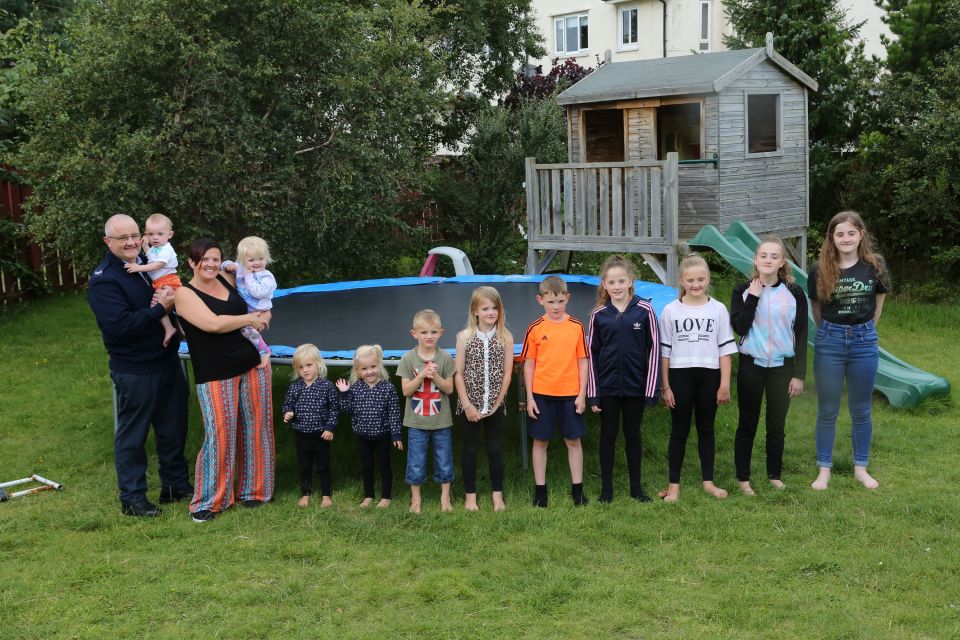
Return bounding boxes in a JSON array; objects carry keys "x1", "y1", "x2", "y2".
[
  {"x1": 699, "y1": 1, "x2": 711, "y2": 51},
  {"x1": 746, "y1": 93, "x2": 780, "y2": 154},
  {"x1": 555, "y1": 14, "x2": 589, "y2": 54},
  {"x1": 583, "y1": 109, "x2": 625, "y2": 162},
  {"x1": 620, "y1": 8, "x2": 638, "y2": 49},
  {"x1": 657, "y1": 103, "x2": 701, "y2": 161}
]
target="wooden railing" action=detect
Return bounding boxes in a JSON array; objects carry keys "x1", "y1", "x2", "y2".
[{"x1": 523, "y1": 153, "x2": 679, "y2": 279}]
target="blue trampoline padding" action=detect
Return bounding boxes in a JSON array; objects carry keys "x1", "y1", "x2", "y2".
[{"x1": 179, "y1": 275, "x2": 678, "y2": 361}]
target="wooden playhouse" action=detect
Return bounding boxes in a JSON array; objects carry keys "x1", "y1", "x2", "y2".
[{"x1": 524, "y1": 34, "x2": 818, "y2": 283}]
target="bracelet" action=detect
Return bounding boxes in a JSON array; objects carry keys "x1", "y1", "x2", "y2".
[{"x1": 661, "y1": 387, "x2": 671, "y2": 393}]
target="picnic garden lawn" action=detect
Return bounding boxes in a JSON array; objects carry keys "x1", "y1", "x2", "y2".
[{"x1": 0, "y1": 291, "x2": 957, "y2": 639}]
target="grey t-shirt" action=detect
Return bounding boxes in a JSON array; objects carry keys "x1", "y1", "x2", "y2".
[{"x1": 396, "y1": 348, "x2": 455, "y2": 430}]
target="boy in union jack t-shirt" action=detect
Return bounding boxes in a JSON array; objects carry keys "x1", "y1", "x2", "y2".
[{"x1": 397, "y1": 309, "x2": 456, "y2": 514}]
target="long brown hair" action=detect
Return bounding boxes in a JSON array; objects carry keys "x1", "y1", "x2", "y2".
[
  {"x1": 816, "y1": 211, "x2": 884, "y2": 301},
  {"x1": 750, "y1": 235, "x2": 794, "y2": 283},
  {"x1": 594, "y1": 255, "x2": 636, "y2": 308}
]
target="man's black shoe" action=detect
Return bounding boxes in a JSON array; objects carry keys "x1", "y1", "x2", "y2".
[
  {"x1": 121, "y1": 500, "x2": 161, "y2": 517},
  {"x1": 158, "y1": 486, "x2": 194, "y2": 504}
]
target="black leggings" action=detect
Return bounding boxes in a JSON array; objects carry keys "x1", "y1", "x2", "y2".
[
  {"x1": 734, "y1": 355, "x2": 793, "y2": 481},
  {"x1": 598, "y1": 396, "x2": 646, "y2": 497},
  {"x1": 460, "y1": 406, "x2": 505, "y2": 494},
  {"x1": 295, "y1": 431, "x2": 331, "y2": 497},
  {"x1": 668, "y1": 367, "x2": 720, "y2": 484},
  {"x1": 357, "y1": 438, "x2": 393, "y2": 500}
]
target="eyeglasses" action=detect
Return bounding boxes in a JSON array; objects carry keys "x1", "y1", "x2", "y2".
[{"x1": 107, "y1": 234, "x2": 142, "y2": 242}]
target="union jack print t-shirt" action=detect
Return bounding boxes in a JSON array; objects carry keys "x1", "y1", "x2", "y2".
[{"x1": 397, "y1": 347, "x2": 455, "y2": 429}]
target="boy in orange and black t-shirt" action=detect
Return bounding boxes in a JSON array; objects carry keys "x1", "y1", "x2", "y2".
[{"x1": 521, "y1": 276, "x2": 589, "y2": 507}]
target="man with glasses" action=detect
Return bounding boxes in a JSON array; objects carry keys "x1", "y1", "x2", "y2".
[{"x1": 88, "y1": 214, "x2": 192, "y2": 516}]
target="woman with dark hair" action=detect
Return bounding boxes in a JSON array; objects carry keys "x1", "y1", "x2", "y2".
[{"x1": 174, "y1": 239, "x2": 275, "y2": 522}]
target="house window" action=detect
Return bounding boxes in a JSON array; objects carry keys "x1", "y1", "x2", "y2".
[
  {"x1": 746, "y1": 94, "x2": 781, "y2": 154},
  {"x1": 657, "y1": 103, "x2": 702, "y2": 161},
  {"x1": 620, "y1": 8, "x2": 638, "y2": 49},
  {"x1": 699, "y1": 1, "x2": 711, "y2": 51},
  {"x1": 555, "y1": 13, "x2": 589, "y2": 54},
  {"x1": 583, "y1": 109, "x2": 624, "y2": 162}
]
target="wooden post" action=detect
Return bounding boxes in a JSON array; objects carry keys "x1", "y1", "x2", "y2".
[
  {"x1": 524, "y1": 157, "x2": 537, "y2": 274},
  {"x1": 664, "y1": 152, "x2": 679, "y2": 246}
]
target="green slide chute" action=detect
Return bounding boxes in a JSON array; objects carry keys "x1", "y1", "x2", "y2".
[{"x1": 689, "y1": 221, "x2": 950, "y2": 408}]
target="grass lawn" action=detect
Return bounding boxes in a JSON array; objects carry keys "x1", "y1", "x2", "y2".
[{"x1": 1, "y1": 291, "x2": 958, "y2": 639}]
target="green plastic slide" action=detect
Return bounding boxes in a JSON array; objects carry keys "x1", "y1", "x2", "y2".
[{"x1": 689, "y1": 221, "x2": 951, "y2": 408}]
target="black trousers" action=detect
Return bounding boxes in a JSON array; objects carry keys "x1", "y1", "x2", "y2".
[
  {"x1": 460, "y1": 406, "x2": 505, "y2": 493},
  {"x1": 598, "y1": 396, "x2": 646, "y2": 497},
  {"x1": 295, "y1": 431, "x2": 331, "y2": 497},
  {"x1": 668, "y1": 367, "x2": 720, "y2": 484},
  {"x1": 734, "y1": 355, "x2": 793, "y2": 481},
  {"x1": 357, "y1": 437, "x2": 393, "y2": 499},
  {"x1": 110, "y1": 364, "x2": 190, "y2": 504}
]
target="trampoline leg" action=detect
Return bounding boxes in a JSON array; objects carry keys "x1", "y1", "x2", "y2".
[{"x1": 516, "y1": 373, "x2": 529, "y2": 471}]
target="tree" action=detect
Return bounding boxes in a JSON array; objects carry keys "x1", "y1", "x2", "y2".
[
  {"x1": 11, "y1": 0, "x2": 542, "y2": 282},
  {"x1": 878, "y1": 0, "x2": 960, "y2": 76},
  {"x1": 723, "y1": 0, "x2": 879, "y2": 223}
]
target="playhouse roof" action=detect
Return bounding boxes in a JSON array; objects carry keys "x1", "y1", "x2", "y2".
[{"x1": 556, "y1": 46, "x2": 818, "y2": 106}]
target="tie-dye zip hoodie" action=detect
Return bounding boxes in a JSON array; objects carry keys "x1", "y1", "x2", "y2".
[{"x1": 730, "y1": 280, "x2": 808, "y2": 380}]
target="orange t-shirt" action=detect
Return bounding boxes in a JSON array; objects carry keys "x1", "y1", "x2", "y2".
[{"x1": 521, "y1": 314, "x2": 588, "y2": 396}]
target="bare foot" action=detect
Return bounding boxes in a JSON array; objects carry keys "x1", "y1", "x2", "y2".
[
  {"x1": 659, "y1": 484, "x2": 680, "y2": 503},
  {"x1": 703, "y1": 481, "x2": 728, "y2": 499},
  {"x1": 162, "y1": 325, "x2": 178, "y2": 348},
  {"x1": 492, "y1": 491, "x2": 506, "y2": 512},
  {"x1": 409, "y1": 500, "x2": 421, "y2": 514},
  {"x1": 359, "y1": 497, "x2": 373, "y2": 508},
  {"x1": 297, "y1": 495, "x2": 309, "y2": 508},
  {"x1": 769, "y1": 479, "x2": 786, "y2": 490},
  {"x1": 320, "y1": 496, "x2": 333, "y2": 508},
  {"x1": 464, "y1": 493, "x2": 479, "y2": 512},
  {"x1": 376, "y1": 498, "x2": 391, "y2": 509},
  {"x1": 854, "y1": 466, "x2": 879, "y2": 489},
  {"x1": 811, "y1": 467, "x2": 831, "y2": 491},
  {"x1": 440, "y1": 499, "x2": 453, "y2": 513},
  {"x1": 739, "y1": 481, "x2": 756, "y2": 496},
  {"x1": 256, "y1": 353, "x2": 270, "y2": 369}
]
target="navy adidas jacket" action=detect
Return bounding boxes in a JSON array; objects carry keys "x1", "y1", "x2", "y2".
[
  {"x1": 586, "y1": 295, "x2": 661, "y2": 406},
  {"x1": 88, "y1": 251, "x2": 179, "y2": 374}
]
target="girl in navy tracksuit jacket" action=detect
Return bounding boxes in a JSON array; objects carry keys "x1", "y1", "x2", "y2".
[{"x1": 587, "y1": 255, "x2": 661, "y2": 503}]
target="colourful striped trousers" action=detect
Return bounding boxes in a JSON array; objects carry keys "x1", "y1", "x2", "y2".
[{"x1": 190, "y1": 364, "x2": 275, "y2": 513}]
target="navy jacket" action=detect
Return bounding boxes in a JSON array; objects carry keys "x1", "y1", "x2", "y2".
[
  {"x1": 586, "y1": 295, "x2": 662, "y2": 406},
  {"x1": 88, "y1": 251, "x2": 179, "y2": 374}
]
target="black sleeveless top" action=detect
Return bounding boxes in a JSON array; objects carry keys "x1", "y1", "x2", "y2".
[{"x1": 180, "y1": 275, "x2": 260, "y2": 384}]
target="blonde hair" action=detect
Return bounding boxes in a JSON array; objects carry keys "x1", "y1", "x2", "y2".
[
  {"x1": 236, "y1": 236, "x2": 272, "y2": 264},
  {"x1": 351, "y1": 344, "x2": 388, "y2": 383},
  {"x1": 145, "y1": 213, "x2": 173, "y2": 230},
  {"x1": 751, "y1": 235, "x2": 794, "y2": 283},
  {"x1": 539, "y1": 275, "x2": 568, "y2": 296},
  {"x1": 595, "y1": 254, "x2": 636, "y2": 308},
  {"x1": 677, "y1": 253, "x2": 710, "y2": 299},
  {"x1": 291, "y1": 343, "x2": 326, "y2": 380},
  {"x1": 463, "y1": 286, "x2": 509, "y2": 346},
  {"x1": 816, "y1": 211, "x2": 884, "y2": 301},
  {"x1": 412, "y1": 308, "x2": 442, "y2": 329}
]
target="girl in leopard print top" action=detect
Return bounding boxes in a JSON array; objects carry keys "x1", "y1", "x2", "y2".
[{"x1": 454, "y1": 286, "x2": 513, "y2": 512}]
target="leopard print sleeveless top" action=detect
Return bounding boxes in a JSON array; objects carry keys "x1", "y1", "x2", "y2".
[{"x1": 457, "y1": 330, "x2": 506, "y2": 415}]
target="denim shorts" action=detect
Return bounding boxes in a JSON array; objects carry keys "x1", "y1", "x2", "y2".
[{"x1": 405, "y1": 426, "x2": 454, "y2": 485}]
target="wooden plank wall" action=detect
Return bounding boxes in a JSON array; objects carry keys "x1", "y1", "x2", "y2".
[
  {"x1": 524, "y1": 156, "x2": 678, "y2": 255},
  {"x1": 717, "y1": 60, "x2": 808, "y2": 236},
  {"x1": 678, "y1": 94, "x2": 720, "y2": 237}
]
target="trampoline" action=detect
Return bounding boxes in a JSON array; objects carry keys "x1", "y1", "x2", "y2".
[
  {"x1": 172, "y1": 274, "x2": 678, "y2": 468},
  {"x1": 179, "y1": 274, "x2": 677, "y2": 362}
]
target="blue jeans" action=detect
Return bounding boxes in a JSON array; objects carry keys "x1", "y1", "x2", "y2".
[
  {"x1": 813, "y1": 320, "x2": 879, "y2": 467},
  {"x1": 405, "y1": 427, "x2": 454, "y2": 485}
]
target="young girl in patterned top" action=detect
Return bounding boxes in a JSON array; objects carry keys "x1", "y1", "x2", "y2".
[
  {"x1": 336, "y1": 345, "x2": 403, "y2": 508},
  {"x1": 454, "y1": 286, "x2": 513, "y2": 512},
  {"x1": 282, "y1": 344, "x2": 339, "y2": 508},
  {"x1": 730, "y1": 237, "x2": 808, "y2": 495}
]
